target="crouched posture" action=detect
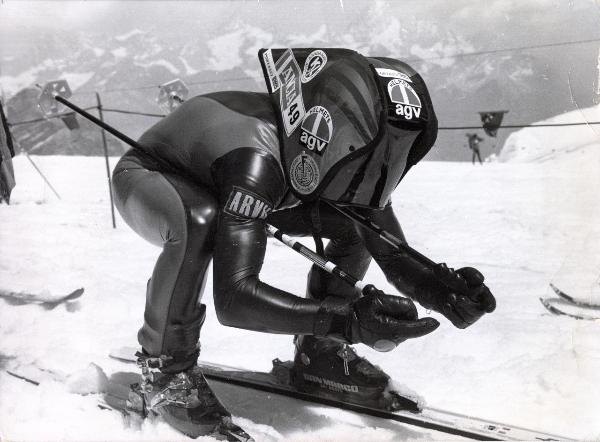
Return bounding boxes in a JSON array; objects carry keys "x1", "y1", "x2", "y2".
[{"x1": 112, "y1": 49, "x2": 495, "y2": 438}]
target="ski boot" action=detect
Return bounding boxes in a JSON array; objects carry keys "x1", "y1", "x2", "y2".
[
  {"x1": 127, "y1": 351, "x2": 253, "y2": 441},
  {"x1": 275, "y1": 335, "x2": 421, "y2": 412}
]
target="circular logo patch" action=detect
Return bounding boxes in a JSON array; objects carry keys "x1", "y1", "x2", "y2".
[
  {"x1": 387, "y1": 79, "x2": 421, "y2": 107},
  {"x1": 300, "y1": 106, "x2": 333, "y2": 154},
  {"x1": 290, "y1": 153, "x2": 320, "y2": 195},
  {"x1": 301, "y1": 50, "x2": 327, "y2": 83},
  {"x1": 387, "y1": 78, "x2": 422, "y2": 121}
]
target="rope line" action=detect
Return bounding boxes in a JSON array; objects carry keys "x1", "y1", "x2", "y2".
[
  {"x1": 101, "y1": 108, "x2": 165, "y2": 117},
  {"x1": 438, "y1": 121, "x2": 600, "y2": 131},
  {"x1": 9, "y1": 106, "x2": 600, "y2": 130}
]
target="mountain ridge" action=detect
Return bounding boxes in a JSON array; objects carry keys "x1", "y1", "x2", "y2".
[{"x1": 1, "y1": 9, "x2": 595, "y2": 160}]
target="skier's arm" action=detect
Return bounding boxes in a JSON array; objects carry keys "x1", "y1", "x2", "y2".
[
  {"x1": 210, "y1": 148, "x2": 438, "y2": 347},
  {"x1": 211, "y1": 148, "x2": 318, "y2": 334},
  {"x1": 356, "y1": 205, "x2": 496, "y2": 328}
]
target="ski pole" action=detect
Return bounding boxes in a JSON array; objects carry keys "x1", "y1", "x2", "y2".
[
  {"x1": 35, "y1": 79, "x2": 424, "y2": 298},
  {"x1": 56, "y1": 95, "x2": 145, "y2": 150},
  {"x1": 267, "y1": 225, "x2": 381, "y2": 296},
  {"x1": 323, "y1": 201, "x2": 471, "y2": 294},
  {"x1": 323, "y1": 201, "x2": 436, "y2": 267},
  {"x1": 37, "y1": 80, "x2": 146, "y2": 151},
  {"x1": 37, "y1": 80, "x2": 381, "y2": 296}
]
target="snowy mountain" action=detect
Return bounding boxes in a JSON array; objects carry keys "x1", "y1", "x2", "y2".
[
  {"x1": 4, "y1": 87, "x2": 124, "y2": 156},
  {"x1": 0, "y1": 2, "x2": 596, "y2": 158}
]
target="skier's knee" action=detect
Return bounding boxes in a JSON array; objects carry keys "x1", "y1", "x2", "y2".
[{"x1": 189, "y1": 203, "x2": 217, "y2": 230}]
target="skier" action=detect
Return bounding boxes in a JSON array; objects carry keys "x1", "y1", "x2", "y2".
[
  {"x1": 112, "y1": 48, "x2": 496, "y2": 439},
  {"x1": 466, "y1": 133, "x2": 484, "y2": 164}
]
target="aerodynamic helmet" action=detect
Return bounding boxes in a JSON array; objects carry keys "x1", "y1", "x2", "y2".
[{"x1": 259, "y1": 48, "x2": 437, "y2": 209}]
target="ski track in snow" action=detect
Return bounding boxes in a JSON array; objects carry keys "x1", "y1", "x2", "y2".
[{"x1": 1, "y1": 150, "x2": 599, "y2": 441}]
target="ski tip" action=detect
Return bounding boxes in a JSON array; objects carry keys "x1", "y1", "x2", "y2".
[
  {"x1": 539, "y1": 297, "x2": 561, "y2": 315},
  {"x1": 65, "y1": 288, "x2": 85, "y2": 301},
  {"x1": 549, "y1": 283, "x2": 573, "y2": 301}
]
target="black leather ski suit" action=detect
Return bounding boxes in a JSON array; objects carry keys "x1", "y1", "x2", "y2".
[{"x1": 112, "y1": 88, "x2": 437, "y2": 371}]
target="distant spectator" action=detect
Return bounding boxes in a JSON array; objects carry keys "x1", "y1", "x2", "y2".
[{"x1": 466, "y1": 133, "x2": 484, "y2": 165}]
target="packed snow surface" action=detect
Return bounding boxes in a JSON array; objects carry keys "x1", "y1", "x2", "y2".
[
  {"x1": 1, "y1": 139, "x2": 599, "y2": 440},
  {"x1": 499, "y1": 104, "x2": 600, "y2": 305},
  {"x1": 499, "y1": 102, "x2": 600, "y2": 163}
]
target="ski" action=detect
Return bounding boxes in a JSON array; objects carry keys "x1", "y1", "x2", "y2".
[
  {"x1": 0, "y1": 287, "x2": 84, "y2": 310},
  {"x1": 100, "y1": 370, "x2": 253, "y2": 441},
  {"x1": 6, "y1": 370, "x2": 41, "y2": 385},
  {"x1": 539, "y1": 296, "x2": 600, "y2": 320},
  {"x1": 549, "y1": 283, "x2": 600, "y2": 309},
  {"x1": 4, "y1": 365, "x2": 253, "y2": 441},
  {"x1": 109, "y1": 347, "x2": 570, "y2": 441}
]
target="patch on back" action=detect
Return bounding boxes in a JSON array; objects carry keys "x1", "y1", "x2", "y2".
[{"x1": 224, "y1": 186, "x2": 272, "y2": 220}]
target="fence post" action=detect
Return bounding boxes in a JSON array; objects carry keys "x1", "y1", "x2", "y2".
[
  {"x1": 95, "y1": 92, "x2": 116, "y2": 229},
  {"x1": 11, "y1": 137, "x2": 62, "y2": 200}
]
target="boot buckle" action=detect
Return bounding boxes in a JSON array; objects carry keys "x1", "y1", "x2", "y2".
[{"x1": 337, "y1": 346, "x2": 351, "y2": 376}]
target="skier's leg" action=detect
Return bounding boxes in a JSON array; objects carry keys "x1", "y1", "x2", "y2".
[
  {"x1": 113, "y1": 155, "x2": 217, "y2": 372},
  {"x1": 113, "y1": 154, "x2": 250, "y2": 439},
  {"x1": 268, "y1": 201, "x2": 372, "y2": 301},
  {"x1": 268, "y1": 204, "x2": 401, "y2": 409},
  {"x1": 307, "y1": 206, "x2": 372, "y2": 302}
]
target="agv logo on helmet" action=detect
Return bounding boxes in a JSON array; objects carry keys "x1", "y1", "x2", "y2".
[
  {"x1": 387, "y1": 78, "x2": 422, "y2": 121},
  {"x1": 299, "y1": 106, "x2": 333, "y2": 154}
]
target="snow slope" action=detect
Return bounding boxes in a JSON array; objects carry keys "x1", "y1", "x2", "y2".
[
  {"x1": 1, "y1": 151, "x2": 599, "y2": 440},
  {"x1": 499, "y1": 103, "x2": 600, "y2": 163},
  {"x1": 499, "y1": 105, "x2": 600, "y2": 306}
]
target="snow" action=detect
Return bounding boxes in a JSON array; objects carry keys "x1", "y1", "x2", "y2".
[
  {"x1": 499, "y1": 103, "x2": 600, "y2": 163},
  {"x1": 207, "y1": 26, "x2": 273, "y2": 71},
  {"x1": 1, "y1": 126, "x2": 600, "y2": 440},
  {"x1": 179, "y1": 56, "x2": 199, "y2": 76},
  {"x1": 134, "y1": 59, "x2": 180, "y2": 75},
  {"x1": 111, "y1": 47, "x2": 128, "y2": 58},
  {"x1": 63, "y1": 72, "x2": 95, "y2": 91},
  {"x1": 0, "y1": 67, "x2": 93, "y2": 96},
  {"x1": 0, "y1": 59, "x2": 57, "y2": 96},
  {"x1": 115, "y1": 29, "x2": 145, "y2": 42},
  {"x1": 498, "y1": 105, "x2": 600, "y2": 305}
]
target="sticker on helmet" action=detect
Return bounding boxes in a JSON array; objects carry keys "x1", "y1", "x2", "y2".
[
  {"x1": 290, "y1": 153, "x2": 320, "y2": 195},
  {"x1": 301, "y1": 50, "x2": 327, "y2": 83},
  {"x1": 299, "y1": 106, "x2": 333, "y2": 155},
  {"x1": 264, "y1": 49, "x2": 306, "y2": 136},
  {"x1": 387, "y1": 79, "x2": 422, "y2": 120},
  {"x1": 375, "y1": 68, "x2": 412, "y2": 82},
  {"x1": 262, "y1": 49, "x2": 280, "y2": 92}
]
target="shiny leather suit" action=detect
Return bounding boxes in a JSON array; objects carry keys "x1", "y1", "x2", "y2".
[{"x1": 113, "y1": 84, "x2": 437, "y2": 371}]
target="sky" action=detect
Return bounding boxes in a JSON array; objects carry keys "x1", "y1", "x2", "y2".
[
  {"x1": 2, "y1": 1, "x2": 599, "y2": 87},
  {"x1": 2, "y1": 0, "x2": 599, "y2": 44}
]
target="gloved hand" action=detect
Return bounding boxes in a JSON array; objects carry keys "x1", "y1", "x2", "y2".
[
  {"x1": 415, "y1": 266, "x2": 496, "y2": 329},
  {"x1": 315, "y1": 285, "x2": 440, "y2": 352}
]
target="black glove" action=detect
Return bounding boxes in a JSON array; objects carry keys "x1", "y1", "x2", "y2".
[
  {"x1": 415, "y1": 265, "x2": 496, "y2": 329},
  {"x1": 314, "y1": 285, "x2": 440, "y2": 352}
]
